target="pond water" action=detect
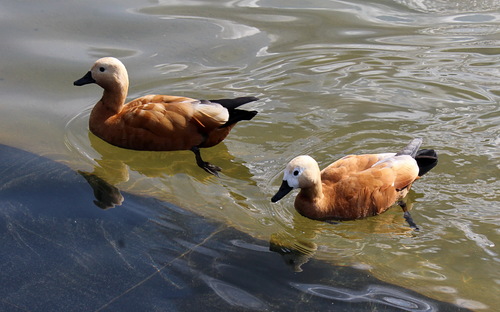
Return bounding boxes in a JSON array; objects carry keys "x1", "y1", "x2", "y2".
[
  {"x1": 0, "y1": 0, "x2": 499, "y2": 310},
  {"x1": 1, "y1": 143, "x2": 468, "y2": 311}
]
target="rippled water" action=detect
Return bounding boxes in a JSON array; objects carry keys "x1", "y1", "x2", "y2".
[{"x1": 1, "y1": 0, "x2": 499, "y2": 310}]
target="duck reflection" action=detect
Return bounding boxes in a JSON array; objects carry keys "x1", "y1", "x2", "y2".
[
  {"x1": 269, "y1": 232, "x2": 317, "y2": 273},
  {"x1": 270, "y1": 196, "x2": 419, "y2": 272},
  {"x1": 80, "y1": 131, "x2": 253, "y2": 209},
  {"x1": 78, "y1": 170, "x2": 124, "y2": 209},
  {"x1": 269, "y1": 214, "x2": 320, "y2": 273}
]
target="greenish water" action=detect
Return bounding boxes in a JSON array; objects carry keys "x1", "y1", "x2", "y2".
[
  {"x1": 0, "y1": 0, "x2": 499, "y2": 310},
  {"x1": 0, "y1": 144, "x2": 468, "y2": 311}
]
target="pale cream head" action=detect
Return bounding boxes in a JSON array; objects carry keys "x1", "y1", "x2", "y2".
[
  {"x1": 89, "y1": 57, "x2": 129, "y2": 90},
  {"x1": 283, "y1": 155, "x2": 321, "y2": 189},
  {"x1": 271, "y1": 155, "x2": 322, "y2": 203}
]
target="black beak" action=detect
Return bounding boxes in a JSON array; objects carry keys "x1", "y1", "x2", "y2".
[
  {"x1": 271, "y1": 180, "x2": 294, "y2": 203},
  {"x1": 74, "y1": 71, "x2": 96, "y2": 86}
]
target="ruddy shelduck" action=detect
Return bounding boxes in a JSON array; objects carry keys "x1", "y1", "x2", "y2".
[
  {"x1": 74, "y1": 57, "x2": 258, "y2": 176},
  {"x1": 271, "y1": 138, "x2": 438, "y2": 228}
]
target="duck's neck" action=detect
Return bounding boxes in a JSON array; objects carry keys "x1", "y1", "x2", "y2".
[
  {"x1": 99, "y1": 80, "x2": 128, "y2": 114},
  {"x1": 296, "y1": 178, "x2": 337, "y2": 220},
  {"x1": 300, "y1": 181, "x2": 324, "y2": 203}
]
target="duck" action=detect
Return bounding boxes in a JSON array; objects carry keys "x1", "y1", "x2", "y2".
[
  {"x1": 74, "y1": 57, "x2": 258, "y2": 176},
  {"x1": 271, "y1": 138, "x2": 438, "y2": 227}
]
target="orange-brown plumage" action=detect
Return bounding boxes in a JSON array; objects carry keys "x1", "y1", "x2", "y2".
[
  {"x1": 272, "y1": 139, "x2": 438, "y2": 226},
  {"x1": 74, "y1": 57, "x2": 258, "y2": 175}
]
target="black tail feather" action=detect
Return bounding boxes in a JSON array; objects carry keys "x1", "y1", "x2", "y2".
[
  {"x1": 222, "y1": 109, "x2": 258, "y2": 128},
  {"x1": 210, "y1": 97, "x2": 259, "y2": 110},
  {"x1": 208, "y1": 97, "x2": 259, "y2": 128},
  {"x1": 415, "y1": 149, "x2": 438, "y2": 177}
]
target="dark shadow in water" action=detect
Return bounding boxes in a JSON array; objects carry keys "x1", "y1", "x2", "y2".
[{"x1": 0, "y1": 144, "x2": 469, "y2": 312}]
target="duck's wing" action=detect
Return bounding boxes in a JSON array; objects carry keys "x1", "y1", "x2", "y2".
[
  {"x1": 321, "y1": 153, "x2": 418, "y2": 189},
  {"x1": 120, "y1": 96, "x2": 228, "y2": 137},
  {"x1": 371, "y1": 154, "x2": 419, "y2": 190},
  {"x1": 321, "y1": 153, "x2": 395, "y2": 182}
]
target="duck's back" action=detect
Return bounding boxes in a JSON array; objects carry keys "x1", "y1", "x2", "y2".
[
  {"x1": 320, "y1": 153, "x2": 394, "y2": 182},
  {"x1": 313, "y1": 153, "x2": 416, "y2": 220}
]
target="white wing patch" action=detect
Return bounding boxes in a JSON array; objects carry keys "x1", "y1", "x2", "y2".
[
  {"x1": 370, "y1": 153, "x2": 397, "y2": 168},
  {"x1": 372, "y1": 154, "x2": 419, "y2": 189},
  {"x1": 372, "y1": 154, "x2": 416, "y2": 169},
  {"x1": 193, "y1": 102, "x2": 229, "y2": 124}
]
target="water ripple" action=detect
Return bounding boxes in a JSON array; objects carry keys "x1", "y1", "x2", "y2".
[
  {"x1": 290, "y1": 283, "x2": 435, "y2": 311},
  {"x1": 201, "y1": 275, "x2": 269, "y2": 310},
  {"x1": 395, "y1": 0, "x2": 500, "y2": 14}
]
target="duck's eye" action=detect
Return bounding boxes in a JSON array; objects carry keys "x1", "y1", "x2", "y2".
[
  {"x1": 99, "y1": 67, "x2": 105, "y2": 72},
  {"x1": 293, "y1": 170, "x2": 300, "y2": 176}
]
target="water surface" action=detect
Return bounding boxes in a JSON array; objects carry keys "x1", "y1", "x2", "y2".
[
  {"x1": 1, "y1": 144, "x2": 469, "y2": 311},
  {"x1": 0, "y1": 0, "x2": 498, "y2": 310}
]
